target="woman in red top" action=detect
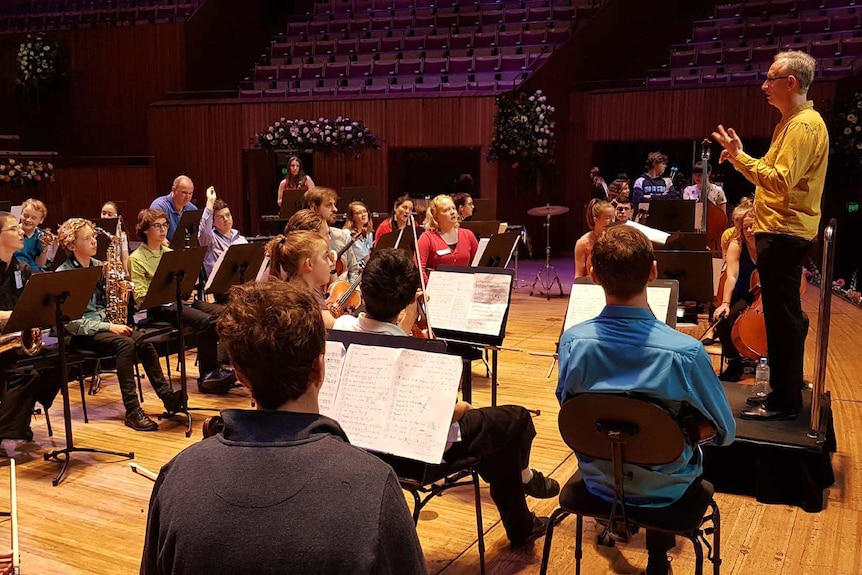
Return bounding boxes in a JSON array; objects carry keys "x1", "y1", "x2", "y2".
[
  {"x1": 374, "y1": 195, "x2": 416, "y2": 246},
  {"x1": 416, "y1": 194, "x2": 479, "y2": 278}
]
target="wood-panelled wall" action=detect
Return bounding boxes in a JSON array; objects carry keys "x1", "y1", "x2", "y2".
[
  {"x1": 582, "y1": 82, "x2": 837, "y2": 141},
  {"x1": 146, "y1": 96, "x2": 499, "y2": 234},
  {"x1": 0, "y1": 24, "x2": 186, "y2": 156}
]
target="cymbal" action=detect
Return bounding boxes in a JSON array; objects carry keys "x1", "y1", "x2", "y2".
[{"x1": 527, "y1": 205, "x2": 570, "y2": 217}]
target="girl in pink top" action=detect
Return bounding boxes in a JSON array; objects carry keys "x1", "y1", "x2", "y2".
[{"x1": 416, "y1": 195, "x2": 479, "y2": 279}]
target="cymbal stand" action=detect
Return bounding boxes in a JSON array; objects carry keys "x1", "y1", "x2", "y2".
[{"x1": 530, "y1": 212, "x2": 564, "y2": 300}]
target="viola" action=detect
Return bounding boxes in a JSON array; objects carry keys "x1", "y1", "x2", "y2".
[{"x1": 326, "y1": 263, "x2": 364, "y2": 318}]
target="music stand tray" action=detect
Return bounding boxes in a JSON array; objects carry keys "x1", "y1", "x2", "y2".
[
  {"x1": 204, "y1": 243, "x2": 266, "y2": 294},
  {"x1": 4, "y1": 266, "x2": 135, "y2": 486},
  {"x1": 168, "y1": 209, "x2": 204, "y2": 249},
  {"x1": 654, "y1": 250, "x2": 714, "y2": 304},
  {"x1": 138, "y1": 246, "x2": 211, "y2": 437}
]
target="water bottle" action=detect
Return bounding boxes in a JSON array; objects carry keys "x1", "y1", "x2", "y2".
[{"x1": 754, "y1": 357, "x2": 770, "y2": 398}]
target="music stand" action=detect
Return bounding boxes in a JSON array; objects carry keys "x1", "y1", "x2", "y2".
[
  {"x1": 374, "y1": 227, "x2": 421, "y2": 254},
  {"x1": 3, "y1": 266, "x2": 134, "y2": 486},
  {"x1": 665, "y1": 232, "x2": 709, "y2": 251},
  {"x1": 92, "y1": 218, "x2": 119, "y2": 261},
  {"x1": 168, "y1": 209, "x2": 204, "y2": 249},
  {"x1": 643, "y1": 199, "x2": 697, "y2": 233},
  {"x1": 0, "y1": 201, "x2": 11, "y2": 212},
  {"x1": 474, "y1": 233, "x2": 519, "y2": 268},
  {"x1": 654, "y1": 250, "x2": 714, "y2": 304},
  {"x1": 204, "y1": 243, "x2": 266, "y2": 295},
  {"x1": 138, "y1": 246, "x2": 210, "y2": 437},
  {"x1": 460, "y1": 220, "x2": 501, "y2": 239},
  {"x1": 279, "y1": 190, "x2": 306, "y2": 219}
]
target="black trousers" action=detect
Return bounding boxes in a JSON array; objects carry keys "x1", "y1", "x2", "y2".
[
  {"x1": 71, "y1": 330, "x2": 172, "y2": 413},
  {"x1": 756, "y1": 233, "x2": 812, "y2": 411},
  {"x1": 0, "y1": 365, "x2": 40, "y2": 440},
  {"x1": 148, "y1": 302, "x2": 221, "y2": 376},
  {"x1": 715, "y1": 297, "x2": 749, "y2": 361},
  {"x1": 445, "y1": 405, "x2": 536, "y2": 544}
]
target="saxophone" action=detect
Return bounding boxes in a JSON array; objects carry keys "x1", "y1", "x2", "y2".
[
  {"x1": 0, "y1": 328, "x2": 42, "y2": 356},
  {"x1": 97, "y1": 217, "x2": 134, "y2": 325}
]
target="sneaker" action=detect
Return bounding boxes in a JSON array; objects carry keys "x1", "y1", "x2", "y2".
[
  {"x1": 161, "y1": 390, "x2": 185, "y2": 414},
  {"x1": 523, "y1": 469, "x2": 560, "y2": 498},
  {"x1": 510, "y1": 514, "x2": 550, "y2": 550},
  {"x1": 125, "y1": 407, "x2": 158, "y2": 432}
]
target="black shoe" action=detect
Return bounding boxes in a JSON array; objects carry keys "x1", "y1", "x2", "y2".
[
  {"x1": 161, "y1": 390, "x2": 186, "y2": 413},
  {"x1": 719, "y1": 360, "x2": 744, "y2": 382},
  {"x1": 740, "y1": 406, "x2": 800, "y2": 421},
  {"x1": 523, "y1": 469, "x2": 560, "y2": 498},
  {"x1": 125, "y1": 407, "x2": 159, "y2": 432},
  {"x1": 746, "y1": 395, "x2": 767, "y2": 407},
  {"x1": 198, "y1": 368, "x2": 237, "y2": 395},
  {"x1": 510, "y1": 514, "x2": 550, "y2": 550}
]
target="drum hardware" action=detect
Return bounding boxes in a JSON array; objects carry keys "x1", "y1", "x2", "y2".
[{"x1": 526, "y1": 205, "x2": 568, "y2": 300}]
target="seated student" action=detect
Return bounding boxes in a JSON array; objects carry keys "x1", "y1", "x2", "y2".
[
  {"x1": 128, "y1": 209, "x2": 235, "y2": 393},
  {"x1": 574, "y1": 199, "x2": 614, "y2": 279},
  {"x1": 0, "y1": 212, "x2": 58, "y2": 442},
  {"x1": 632, "y1": 152, "x2": 678, "y2": 205},
  {"x1": 720, "y1": 197, "x2": 753, "y2": 262},
  {"x1": 374, "y1": 196, "x2": 416, "y2": 245},
  {"x1": 303, "y1": 187, "x2": 360, "y2": 283},
  {"x1": 343, "y1": 201, "x2": 374, "y2": 265},
  {"x1": 98, "y1": 200, "x2": 131, "y2": 273},
  {"x1": 265, "y1": 231, "x2": 336, "y2": 328},
  {"x1": 140, "y1": 281, "x2": 427, "y2": 575},
  {"x1": 197, "y1": 186, "x2": 248, "y2": 278},
  {"x1": 416, "y1": 195, "x2": 478, "y2": 277},
  {"x1": 56, "y1": 218, "x2": 183, "y2": 431},
  {"x1": 614, "y1": 199, "x2": 634, "y2": 224},
  {"x1": 557, "y1": 225, "x2": 735, "y2": 575},
  {"x1": 683, "y1": 161, "x2": 728, "y2": 215},
  {"x1": 14, "y1": 198, "x2": 56, "y2": 272},
  {"x1": 334, "y1": 248, "x2": 560, "y2": 548}
]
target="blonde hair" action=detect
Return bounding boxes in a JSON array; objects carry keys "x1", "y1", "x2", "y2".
[
  {"x1": 585, "y1": 198, "x2": 613, "y2": 230},
  {"x1": 58, "y1": 218, "x2": 96, "y2": 252},
  {"x1": 731, "y1": 205, "x2": 756, "y2": 244},
  {"x1": 265, "y1": 231, "x2": 327, "y2": 282},
  {"x1": 423, "y1": 195, "x2": 458, "y2": 232},
  {"x1": 774, "y1": 50, "x2": 816, "y2": 92},
  {"x1": 21, "y1": 198, "x2": 47, "y2": 218},
  {"x1": 730, "y1": 197, "x2": 753, "y2": 227}
]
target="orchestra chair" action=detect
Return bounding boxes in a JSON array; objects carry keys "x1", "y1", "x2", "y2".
[
  {"x1": 376, "y1": 454, "x2": 486, "y2": 575},
  {"x1": 540, "y1": 394, "x2": 721, "y2": 575}
]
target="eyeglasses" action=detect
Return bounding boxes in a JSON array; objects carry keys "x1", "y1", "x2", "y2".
[
  {"x1": 764, "y1": 75, "x2": 791, "y2": 84},
  {"x1": 150, "y1": 222, "x2": 168, "y2": 231},
  {"x1": 1, "y1": 225, "x2": 22, "y2": 233}
]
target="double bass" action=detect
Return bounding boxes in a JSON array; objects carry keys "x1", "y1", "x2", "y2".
[{"x1": 700, "y1": 139, "x2": 728, "y2": 258}]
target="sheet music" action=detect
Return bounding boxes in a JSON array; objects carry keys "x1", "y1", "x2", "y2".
[
  {"x1": 625, "y1": 220, "x2": 671, "y2": 245},
  {"x1": 694, "y1": 203, "x2": 704, "y2": 232},
  {"x1": 471, "y1": 237, "x2": 491, "y2": 267},
  {"x1": 326, "y1": 344, "x2": 461, "y2": 464},
  {"x1": 319, "y1": 341, "x2": 346, "y2": 414},
  {"x1": 564, "y1": 283, "x2": 673, "y2": 331},
  {"x1": 426, "y1": 271, "x2": 512, "y2": 336},
  {"x1": 204, "y1": 248, "x2": 230, "y2": 291}
]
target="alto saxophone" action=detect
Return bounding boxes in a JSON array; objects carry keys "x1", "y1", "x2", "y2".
[{"x1": 97, "y1": 218, "x2": 134, "y2": 325}]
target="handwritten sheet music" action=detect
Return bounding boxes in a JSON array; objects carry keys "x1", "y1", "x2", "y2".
[
  {"x1": 319, "y1": 341, "x2": 346, "y2": 415},
  {"x1": 426, "y1": 272, "x2": 512, "y2": 336},
  {"x1": 564, "y1": 283, "x2": 673, "y2": 331},
  {"x1": 321, "y1": 344, "x2": 462, "y2": 464}
]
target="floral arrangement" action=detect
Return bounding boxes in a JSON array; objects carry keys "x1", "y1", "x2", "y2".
[
  {"x1": 254, "y1": 116, "x2": 379, "y2": 157},
  {"x1": 805, "y1": 264, "x2": 862, "y2": 308},
  {"x1": 486, "y1": 89, "x2": 556, "y2": 172},
  {"x1": 16, "y1": 34, "x2": 59, "y2": 86},
  {"x1": 830, "y1": 92, "x2": 862, "y2": 169},
  {"x1": 0, "y1": 159, "x2": 56, "y2": 187}
]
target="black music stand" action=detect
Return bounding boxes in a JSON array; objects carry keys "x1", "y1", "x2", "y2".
[
  {"x1": 279, "y1": 190, "x2": 306, "y2": 219},
  {"x1": 459, "y1": 220, "x2": 501, "y2": 239},
  {"x1": 138, "y1": 246, "x2": 210, "y2": 437},
  {"x1": 475, "y1": 233, "x2": 519, "y2": 268},
  {"x1": 654, "y1": 250, "x2": 714, "y2": 304},
  {"x1": 374, "y1": 226, "x2": 421, "y2": 254},
  {"x1": 92, "y1": 218, "x2": 123, "y2": 261},
  {"x1": 204, "y1": 243, "x2": 266, "y2": 295},
  {"x1": 3, "y1": 267, "x2": 134, "y2": 486},
  {"x1": 644, "y1": 199, "x2": 697, "y2": 233},
  {"x1": 168, "y1": 209, "x2": 204, "y2": 249},
  {"x1": 665, "y1": 232, "x2": 709, "y2": 251}
]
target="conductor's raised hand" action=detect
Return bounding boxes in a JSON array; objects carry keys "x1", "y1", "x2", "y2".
[{"x1": 711, "y1": 125, "x2": 743, "y2": 159}]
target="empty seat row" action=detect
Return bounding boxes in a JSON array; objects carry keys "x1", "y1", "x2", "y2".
[
  {"x1": 240, "y1": 79, "x2": 514, "y2": 98},
  {"x1": 693, "y1": 11, "x2": 861, "y2": 42},
  {"x1": 286, "y1": 17, "x2": 570, "y2": 41},
  {"x1": 310, "y1": 0, "x2": 588, "y2": 17},
  {"x1": 248, "y1": 68, "x2": 531, "y2": 91},
  {"x1": 669, "y1": 35, "x2": 862, "y2": 66},
  {"x1": 714, "y1": 0, "x2": 857, "y2": 19},
  {"x1": 0, "y1": 0, "x2": 173, "y2": 15},
  {"x1": 268, "y1": 43, "x2": 549, "y2": 67},
  {"x1": 648, "y1": 62, "x2": 854, "y2": 88},
  {"x1": 0, "y1": 3, "x2": 195, "y2": 29}
]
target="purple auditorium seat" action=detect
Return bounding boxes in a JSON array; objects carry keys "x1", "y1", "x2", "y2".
[
  {"x1": 336, "y1": 39, "x2": 358, "y2": 54},
  {"x1": 449, "y1": 33, "x2": 473, "y2": 49},
  {"x1": 370, "y1": 16, "x2": 391, "y2": 31},
  {"x1": 272, "y1": 43, "x2": 292, "y2": 59},
  {"x1": 499, "y1": 54, "x2": 525, "y2": 71},
  {"x1": 715, "y1": 3, "x2": 741, "y2": 18},
  {"x1": 413, "y1": 14, "x2": 434, "y2": 28},
  {"x1": 522, "y1": 44, "x2": 548, "y2": 58},
  {"x1": 670, "y1": 49, "x2": 696, "y2": 67},
  {"x1": 442, "y1": 81, "x2": 468, "y2": 91},
  {"x1": 156, "y1": 5, "x2": 176, "y2": 19},
  {"x1": 766, "y1": 0, "x2": 794, "y2": 16},
  {"x1": 458, "y1": 10, "x2": 481, "y2": 27},
  {"x1": 290, "y1": 88, "x2": 312, "y2": 96},
  {"x1": 349, "y1": 61, "x2": 373, "y2": 76},
  {"x1": 294, "y1": 41, "x2": 315, "y2": 57},
  {"x1": 810, "y1": 38, "x2": 841, "y2": 58},
  {"x1": 288, "y1": 21, "x2": 307, "y2": 37},
  {"x1": 448, "y1": 56, "x2": 474, "y2": 74},
  {"x1": 795, "y1": 0, "x2": 823, "y2": 10},
  {"x1": 240, "y1": 89, "x2": 263, "y2": 98},
  {"x1": 473, "y1": 31, "x2": 497, "y2": 48},
  {"x1": 831, "y1": 12, "x2": 860, "y2": 32},
  {"x1": 358, "y1": 38, "x2": 380, "y2": 53},
  {"x1": 423, "y1": 57, "x2": 448, "y2": 74},
  {"x1": 329, "y1": 19, "x2": 351, "y2": 33},
  {"x1": 718, "y1": 22, "x2": 745, "y2": 41},
  {"x1": 436, "y1": 12, "x2": 458, "y2": 29},
  {"x1": 771, "y1": 18, "x2": 799, "y2": 37},
  {"x1": 498, "y1": 70, "x2": 527, "y2": 83},
  {"x1": 474, "y1": 55, "x2": 499, "y2": 73},
  {"x1": 799, "y1": 16, "x2": 829, "y2": 34},
  {"x1": 316, "y1": 40, "x2": 337, "y2": 55},
  {"x1": 348, "y1": 19, "x2": 369, "y2": 34},
  {"x1": 331, "y1": 1, "x2": 352, "y2": 14},
  {"x1": 751, "y1": 43, "x2": 778, "y2": 62},
  {"x1": 415, "y1": 82, "x2": 441, "y2": 92},
  {"x1": 497, "y1": 30, "x2": 520, "y2": 47},
  {"x1": 701, "y1": 72, "x2": 730, "y2": 85},
  {"x1": 552, "y1": 5, "x2": 575, "y2": 21},
  {"x1": 372, "y1": 59, "x2": 397, "y2": 75},
  {"x1": 313, "y1": 86, "x2": 335, "y2": 96},
  {"x1": 301, "y1": 63, "x2": 325, "y2": 79},
  {"x1": 729, "y1": 70, "x2": 759, "y2": 83},
  {"x1": 696, "y1": 47, "x2": 724, "y2": 65},
  {"x1": 472, "y1": 81, "x2": 497, "y2": 91},
  {"x1": 402, "y1": 36, "x2": 426, "y2": 51},
  {"x1": 527, "y1": 52, "x2": 550, "y2": 67},
  {"x1": 724, "y1": 46, "x2": 751, "y2": 64},
  {"x1": 380, "y1": 36, "x2": 403, "y2": 52},
  {"x1": 392, "y1": 15, "x2": 413, "y2": 30},
  {"x1": 741, "y1": 1, "x2": 768, "y2": 17},
  {"x1": 779, "y1": 40, "x2": 810, "y2": 53},
  {"x1": 365, "y1": 85, "x2": 388, "y2": 93},
  {"x1": 255, "y1": 65, "x2": 278, "y2": 81},
  {"x1": 545, "y1": 27, "x2": 571, "y2": 44},
  {"x1": 692, "y1": 24, "x2": 718, "y2": 42},
  {"x1": 355, "y1": 0, "x2": 374, "y2": 12},
  {"x1": 520, "y1": 29, "x2": 544, "y2": 46},
  {"x1": 841, "y1": 36, "x2": 862, "y2": 56},
  {"x1": 337, "y1": 85, "x2": 363, "y2": 95},
  {"x1": 398, "y1": 58, "x2": 423, "y2": 75},
  {"x1": 389, "y1": 83, "x2": 414, "y2": 93},
  {"x1": 820, "y1": 64, "x2": 852, "y2": 78},
  {"x1": 308, "y1": 21, "x2": 328, "y2": 35},
  {"x1": 745, "y1": 20, "x2": 772, "y2": 38},
  {"x1": 673, "y1": 74, "x2": 701, "y2": 86},
  {"x1": 263, "y1": 88, "x2": 287, "y2": 98},
  {"x1": 393, "y1": 0, "x2": 413, "y2": 10},
  {"x1": 425, "y1": 34, "x2": 449, "y2": 50},
  {"x1": 325, "y1": 62, "x2": 348, "y2": 78},
  {"x1": 646, "y1": 76, "x2": 673, "y2": 88},
  {"x1": 278, "y1": 64, "x2": 302, "y2": 81},
  {"x1": 504, "y1": 8, "x2": 527, "y2": 23},
  {"x1": 528, "y1": 6, "x2": 551, "y2": 21}
]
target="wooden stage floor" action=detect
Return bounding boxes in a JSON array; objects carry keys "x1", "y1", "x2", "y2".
[{"x1": 1, "y1": 258, "x2": 860, "y2": 574}]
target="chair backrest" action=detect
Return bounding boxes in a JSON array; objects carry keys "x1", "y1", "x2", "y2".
[{"x1": 558, "y1": 393, "x2": 685, "y2": 466}]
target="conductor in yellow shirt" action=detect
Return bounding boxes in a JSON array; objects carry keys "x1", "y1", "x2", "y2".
[{"x1": 712, "y1": 50, "x2": 828, "y2": 421}]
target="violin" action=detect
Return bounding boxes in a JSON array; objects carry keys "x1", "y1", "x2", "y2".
[
  {"x1": 410, "y1": 292, "x2": 430, "y2": 339},
  {"x1": 332, "y1": 228, "x2": 365, "y2": 277},
  {"x1": 326, "y1": 275, "x2": 362, "y2": 319}
]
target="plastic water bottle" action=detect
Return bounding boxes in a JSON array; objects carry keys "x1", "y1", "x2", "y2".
[{"x1": 754, "y1": 357, "x2": 770, "y2": 398}]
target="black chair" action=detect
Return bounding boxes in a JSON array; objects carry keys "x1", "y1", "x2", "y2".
[
  {"x1": 377, "y1": 453, "x2": 486, "y2": 575},
  {"x1": 540, "y1": 394, "x2": 721, "y2": 575}
]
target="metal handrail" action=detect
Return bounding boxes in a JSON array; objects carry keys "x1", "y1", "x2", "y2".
[{"x1": 809, "y1": 218, "x2": 837, "y2": 439}]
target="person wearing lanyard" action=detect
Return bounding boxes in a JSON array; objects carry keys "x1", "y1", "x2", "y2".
[{"x1": 415, "y1": 195, "x2": 478, "y2": 279}]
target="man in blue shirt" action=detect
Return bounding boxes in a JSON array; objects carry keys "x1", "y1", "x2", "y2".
[
  {"x1": 149, "y1": 175, "x2": 198, "y2": 241},
  {"x1": 556, "y1": 225, "x2": 735, "y2": 575}
]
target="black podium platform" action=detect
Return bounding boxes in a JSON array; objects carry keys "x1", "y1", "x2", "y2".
[{"x1": 702, "y1": 381, "x2": 836, "y2": 513}]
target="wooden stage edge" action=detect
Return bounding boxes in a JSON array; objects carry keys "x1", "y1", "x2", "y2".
[{"x1": 1, "y1": 265, "x2": 861, "y2": 574}]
